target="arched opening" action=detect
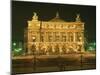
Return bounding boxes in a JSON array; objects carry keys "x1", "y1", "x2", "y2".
[
  {"x1": 62, "y1": 44, "x2": 66, "y2": 54},
  {"x1": 54, "y1": 44, "x2": 59, "y2": 54}
]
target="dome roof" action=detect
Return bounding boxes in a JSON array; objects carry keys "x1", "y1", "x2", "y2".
[{"x1": 49, "y1": 12, "x2": 65, "y2": 22}]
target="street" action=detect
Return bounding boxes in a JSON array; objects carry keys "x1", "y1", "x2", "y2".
[{"x1": 12, "y1": 53, "x2": 96, "y2": 74}]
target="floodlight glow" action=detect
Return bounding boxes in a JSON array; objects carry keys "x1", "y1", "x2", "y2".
[
  {"x1": 14, "y1": 49, "x2": 20, "y2": 52},
  {"x1": 14, "y1": 48, "x2": 22, "y2": 52},
  {"x1": 19, "y1": 48, "x2": 22, "y2": 51},
  {"x1": 89, "y1": 47, "x2": 93, "y2": 50},
  {"x1": 13, "y1": 42, "x2": 16, "y2": 46}
]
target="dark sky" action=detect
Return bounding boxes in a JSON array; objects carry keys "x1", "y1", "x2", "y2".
[{"x1": 12, "y1": 1, "x2": 96, "y2": 42}]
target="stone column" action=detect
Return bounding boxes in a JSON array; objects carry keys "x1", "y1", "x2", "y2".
[
  {"x1": 58, "y1": 32, "x2": 60, "y2": 42},
  {"x1": 76, "y1": 32, "x2": 78, "y2": 42},
  {"x1": 37, "y1": 31, "x2": 40, "y2": 42},
  {"x1": 46, "y1": 32, "x2": 48, "y2": 42},
  {"x1": 52, "y1": 44, "x2": 55, "y2": 53},
  {"x1": 81, "y1": 45, "x2": 84, "y2": 53},
  {"x1": 44, "y1": 32, "x2": 46, "y2": 42},
  {"x1": 27, "y1": 31, "x2": 32, "y2": 54},
  {"x1": 73, "y1": 32, "x2": 76, "y2": 42},
  {"x1": 53, "y1": 32, "x2": 55, "y2": 42},
  {"x1": 59, "y1": 45, "x2": 62, "y2": 54},
  {"x1": 27, "y1": 43, "x2": 32, "y2": 55},
  {"x1": 66, "y1": 32, "x2": 68, "y2": 42},
  {"x1": 81, "y1": 32, "x2": 84, "y2": 52},
  {"x1": 37, "y1": 32, "x2": 39, "y2": 42},
  {"x1": 69, "y1": 32, "x2": 71, "y2": 42},
  {"x1": 51, "y1": 32, "x2": 53, "y2": 42},
  {"x1": 59, "y1": 32, "x2": 61, "y2": 42},
  {"x1": 36, "y1": 43, "x2": 39, "y2": 52}
]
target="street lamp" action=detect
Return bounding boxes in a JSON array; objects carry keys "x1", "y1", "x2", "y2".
[{"x1": 32, "y1": 36, "x2": 36, "y2": 71}]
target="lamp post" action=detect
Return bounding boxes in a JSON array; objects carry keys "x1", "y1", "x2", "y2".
[{"x1": 32, "y1": 37, "x2": 36, "y2": 71}]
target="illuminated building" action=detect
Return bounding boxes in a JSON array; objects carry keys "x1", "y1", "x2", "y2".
[{"x1": 24, "y1": 12, "x2": 85, "y2": 55}]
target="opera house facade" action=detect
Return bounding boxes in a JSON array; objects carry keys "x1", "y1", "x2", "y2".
[{"x1": 24, "y1": 12, "x2": 85, "y2": 55}]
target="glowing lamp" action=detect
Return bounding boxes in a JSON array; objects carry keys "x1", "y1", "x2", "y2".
[
  {"x1": 13, "y1": 42, "x2": 16, "y2": 46},
  {"x1": 32, "y1": 37, "x2": 35, "y2": 40}
]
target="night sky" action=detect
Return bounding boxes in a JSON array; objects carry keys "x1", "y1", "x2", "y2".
[{"x1": 12, "y1": 1, "x2": 96, "y2": 42}]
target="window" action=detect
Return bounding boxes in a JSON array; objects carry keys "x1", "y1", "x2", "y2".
[
  {"x1": 62, "y1": 36, "x2": 66, "y2": 42},
  {"x1": 48, "y1": 36, "x2": 52, "y2": 42},
  {"x1": 69, "y1": 32, "x2": 73, "y2": 42},
  {"x1": 55, "y1": 36, "x2": 59, "y2": 42}
]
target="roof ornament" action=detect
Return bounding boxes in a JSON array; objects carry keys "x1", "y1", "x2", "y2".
[
  {"x1": 76, "y1": 14, "x2": 81, "y2": 22},
  {"x1": 50, "y1": 11, "x2": 65, "y2": 22},
  {"x1": 32, "y1": 12, "x2": 38, "y2": 20}
]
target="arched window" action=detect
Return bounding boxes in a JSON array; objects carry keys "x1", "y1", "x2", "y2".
[
  {"x1": 62, "y1": 44, "x2": 66, "y2": 53},
  {"x1": 69, "y1": 32, "x2": 73, "y2": 42}
]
